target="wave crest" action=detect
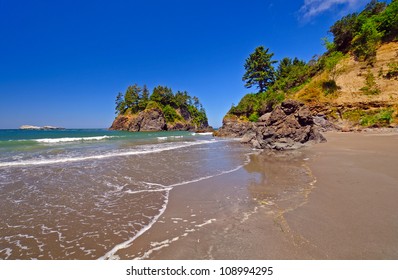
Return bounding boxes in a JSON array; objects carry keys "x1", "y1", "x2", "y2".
[
  {"x1": 34, "y1": 136, "x2": 114, "y2": 143},
  {"x1": 0, "y1": 140, "x2": 217, "y2": 168}
]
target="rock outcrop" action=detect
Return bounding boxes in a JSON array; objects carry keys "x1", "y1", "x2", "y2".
[
  {"x1": 110, "y1": 108, "x2": 166, "y2": 132},
  {"x1": 217, "y1": 100, "x2": 326, "y2": 150},
  {"x1": 215, "y1": 115, "x2": 255, "y2": 137}
]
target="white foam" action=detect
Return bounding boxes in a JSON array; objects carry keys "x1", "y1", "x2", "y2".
[
  {"x1": 98, "y1": 164, "x2": 244, "y2": 260},
  {"x1": 135, "y1": 236, "x2": 181, "y2": 260},
  {"x1": 195, "y1": 219, "x2": 216, "y2": 228},
  {"x1": 97, "y1": 148, "x2": 254, "y2": 260},
  {"x1": 167, "y1": 165, "x2": 243, "y2": 188},
  {"x1": 125, "y1": 188, "x2": 172, "y2": 195},
  {"x1": 98, "y1": 191, "x2": 170, "y2": 260},
  {"x1": 197, "y1": 132, "x2": 213, "y2": 136},
  {"x1": 34, "y1": 135, "x2": 114, "y2": 143},
  {"x1": 0, "y1": 248, "x2": 12, "y2": 259},
  {"x1": 0, "y1": 140, "x2": 217, "y2": 168},
  {"x1": 157, "y1": 136, "x2": 183, "y2": 141}
]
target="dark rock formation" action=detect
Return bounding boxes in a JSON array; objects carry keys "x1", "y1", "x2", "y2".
[
  {"x1": 139, "y1": 108, "x2": 167, "y2": 131},
  {"x1": 215, "y1": 115, "x2": 255, "y2": 137},
  {"x1": 217, "y1": 100, "x2": 326, "y2": 150},
  {"x1": 312, "y1": 114, "x2": 340, "y2": 132},
  {"x1": 110, "y1": 108, "x2": 213, "y2": 132},
  {"x1": 243, "y1": 100, "x2": 326, "y2": 150},
  {"x1": 110, "y1": 108, "x2": 166, "y2": 132}
]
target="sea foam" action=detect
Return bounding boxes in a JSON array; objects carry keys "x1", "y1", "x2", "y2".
[
  {"x1": 98, "y1": 163, "x2": 246, "y2": 260},
  {"x1": 0, "y1": 140, "x2": 217, "y2": 168},
  {"x1": 34, "y1": 135, "x2": 114, "y2": 143}
]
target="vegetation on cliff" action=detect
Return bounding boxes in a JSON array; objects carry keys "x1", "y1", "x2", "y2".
[
  {"x1": 227, "y1": 0, "x2": 398, "y2": 128},
  {"x1": 112, "y1": 84, "x2": 208, "y2": 131}
]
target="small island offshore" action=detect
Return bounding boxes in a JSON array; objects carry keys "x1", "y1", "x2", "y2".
[
  {"x1": 110, "y1": 85, "x2": 212, "y2": 132},
  {"x1": 19, "y1": 125, "x2": 64, "y2": 130}
]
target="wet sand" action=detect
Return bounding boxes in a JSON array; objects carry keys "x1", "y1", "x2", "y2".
[{"x1": 115, "y1": 131, "x2": 398, "y2": 259}]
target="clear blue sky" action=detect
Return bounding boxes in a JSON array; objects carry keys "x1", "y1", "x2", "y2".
[{"x1": 0, "y1": 0, "x2": 370, "y2": 129}]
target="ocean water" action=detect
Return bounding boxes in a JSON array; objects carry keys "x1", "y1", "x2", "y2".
[{"x1": 0, "y1": 129, "x2": 250, "y2": 259}]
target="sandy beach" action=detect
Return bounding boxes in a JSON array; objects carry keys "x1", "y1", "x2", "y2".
[
  {"x1": 115, "y1": 131, "x2": 398, "y2": 259},
  {"x1": 287, "y1": 131, "x2": 398, "y2": 259}
]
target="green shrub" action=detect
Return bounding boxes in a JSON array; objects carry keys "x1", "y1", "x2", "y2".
[
  {"x1": 342, "y1": 109, "x2": 365, "y2": 123},
  {"x1": 145, "y1": 101, "x2": 163, "y2": 111},
  {"x1": 352, "y1": 19, "x2": 383, "y2": 64},
  {"x1": 248, "y1": 112, "x2": 259, "y2": 122},
  {"x1": 385, "y1": 62, "x2": 398, "y2": 79},
  {"x1": 262, "y1": 90, "x2": 285, "y2": 111},
  {"x1": 322, "y1": 80, "x2": 339, "y2": 95},
  {"x1": 163, "y1": 105, "x2": 182, "y2": 123},
  {"x1": 360, "y1": 109, "x2": 394, "y2": 126},
  {"x1": 360, "y1": 71, "x2": 380, "y2": 95},
  {"x1": 123, "y1": 107, "x2": 133, "y2": 115},
  {"x1": 228, "y1": 93, "x2": 261, "y2": 116},
  {"x1": 322, "y1": 51, "x2": 345, "y2": 80},
  {"x1": 343, "y1": 108, "x2": 394, "y2": 127},
  {"x1": 187, "y1": 105, "x2": 208, "y2": 127}
]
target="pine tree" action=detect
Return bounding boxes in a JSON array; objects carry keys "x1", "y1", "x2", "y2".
[
  {"x1": 115, "y1": 92, "x2": 126, "y2": 114},
  {"x1": 124, "y1": 84, "x2": 141, "y2": 113},
  {"x1": 242, "y1": 46, "x2": 277, "y2": 93},
  {"x1": 139, "y1": 84, "x2": 150, "y2": 110}
]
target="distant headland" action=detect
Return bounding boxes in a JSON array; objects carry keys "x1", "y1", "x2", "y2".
[{"x1": 19, "y1": 125, "x2": 65, "y2": 130}]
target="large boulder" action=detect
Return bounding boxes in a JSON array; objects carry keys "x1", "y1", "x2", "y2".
[
  {"x1": 215, "y1": 114, "x2": 255, "y2": 137},
  {"x1": 240, "y1": 100, "x2": 326, "y2": 150}
]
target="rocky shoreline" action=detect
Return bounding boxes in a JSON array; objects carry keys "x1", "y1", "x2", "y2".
[{"x1": 216, "y1": 100, "x2": 328, "y2": 150}]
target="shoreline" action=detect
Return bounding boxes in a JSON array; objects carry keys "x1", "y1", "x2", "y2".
[{"x1": 110, "y1": 130, "x2": 398, "y2": 259}]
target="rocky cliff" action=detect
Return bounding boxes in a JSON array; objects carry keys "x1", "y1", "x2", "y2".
[
  {"x1": 110, "y1": 108, "x2": 166, "y2": 132},
  {"x1": 111, "y1": 84, "x2": 212, "y2": 132},
  {"x1": 110, "y1": 107, "x2": 211, "y2": 132},
  {"x1": 216, "y1": 100, "x2": 326, "y2": 150}
]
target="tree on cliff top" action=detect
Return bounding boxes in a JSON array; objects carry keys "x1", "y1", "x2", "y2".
[
  {"x1": 242, "y1": 46, "x2": 277, "y2": 93},
  {"x1": 124, "y1": 84, "x2": 141, "y2": 113},
  {"x1": 114, "y1": 84, "x2": 208, "y2": 127}
]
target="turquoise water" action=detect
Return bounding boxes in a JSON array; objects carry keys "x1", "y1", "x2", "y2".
[
  {"x1": 0, "y1": 129, "x2": 195, "y2": 142},
  {"x1": 0, "y1": 128, "x2": 251, "y2": 259},
  {"x1": 0, "y1": 129, "x2": 200, "y2": 167}
]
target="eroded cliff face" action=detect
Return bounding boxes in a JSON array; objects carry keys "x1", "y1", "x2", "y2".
[
  {"x1": 110, "y1": 108, "x2": 166, "y2": 132},
  {"x1": 295, "y1": 42, "x2": 398, "y2": 130}
]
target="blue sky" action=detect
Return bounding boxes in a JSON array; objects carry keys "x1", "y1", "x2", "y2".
[{"x1": 0, "y1": 0, "x2": 370, "y2": 129}]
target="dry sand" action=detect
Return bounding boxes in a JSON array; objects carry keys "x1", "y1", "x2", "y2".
[
  {"x1": 116, "y1": 131, "x2": 398, "y2": 259},
  {"x1": 286, "y1": 131, "x2": 398, "y2": 259}
]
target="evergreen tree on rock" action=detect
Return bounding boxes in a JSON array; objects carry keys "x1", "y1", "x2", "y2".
[{"x1": 242, "y1": 46, "x2": 277, "y2": 93}]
